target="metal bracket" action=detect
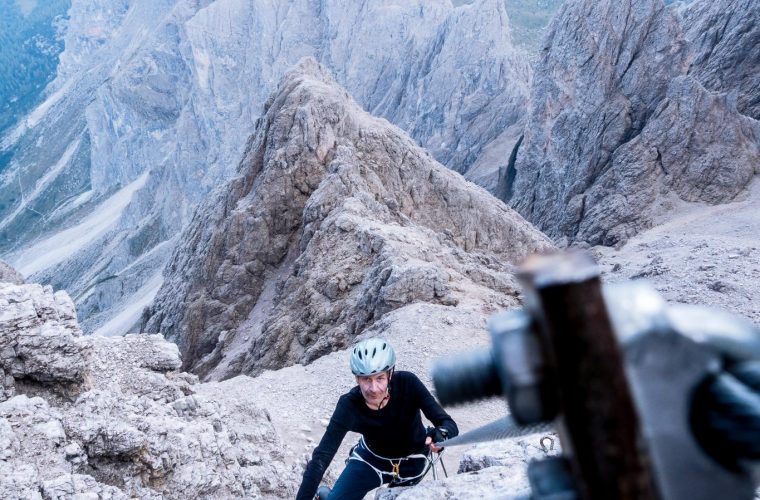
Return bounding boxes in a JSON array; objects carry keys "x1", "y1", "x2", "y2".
[
  {"x1": 432, "y1": 251, "x2": 760, "y2": 500},
  {"x1": 528, "y1": 456, "x2": 578, "y2": 500},
  {"x1": 605, "y1": 281, "x2": 757, "y2": 500}
]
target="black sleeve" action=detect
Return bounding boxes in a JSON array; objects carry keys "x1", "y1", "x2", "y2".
[
  {"x1": 295, "y1": 397, "x2": 352, "y2": 500},
  {"x1": 410, "y1": 372, "x2": 459, "y2": 439}
]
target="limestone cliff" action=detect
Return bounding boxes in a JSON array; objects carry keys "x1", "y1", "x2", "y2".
[
  {"x1": 143, "y1": 58, "x2": 553, "y2": 380},
  {"x1": 1, "y1": 0, "x2": 532, "y2": 336},
  {"x1": 506, "y1": 0, "x2": 760, "y2": 245}
]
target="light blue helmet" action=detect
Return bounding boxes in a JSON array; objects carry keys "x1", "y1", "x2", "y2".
[{"x1": 350, "y1": 338, "x2": 396, "y2": 376}]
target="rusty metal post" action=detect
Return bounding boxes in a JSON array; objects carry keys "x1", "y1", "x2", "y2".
[{"x1": 518, "y1": 252, "x2": 660, "y2": 500}]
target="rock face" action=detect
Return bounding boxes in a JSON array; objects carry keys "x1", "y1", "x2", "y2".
[
  {"x1": 507, "y1": 0, "x2": 760, "y2": 246},
  {"x1": 0, "y1": 282, "x2": 297, "y2": 499},
  {"x1": 1, "y1": 0, "x2": 531, "y2": 337},
  {"x1": 684, "y1": 0, "x2": 760, "y2": 120},
  {"x1": 374, "y1": 437, "x2": 555, "y2": 499},
  {"x1": 0, "y1": 283, "x2": 86, "y2": 401},
  {"x1": 579, "y1": 76, "x2": 759, "y2": 244},
  {"x1": 0, "y1": 260, "x2": 23, "y2": 285},
  {"x1": 143, "y1": 58, "x2": 552, "y2": 379}
]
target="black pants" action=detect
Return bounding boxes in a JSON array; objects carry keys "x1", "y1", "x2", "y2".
[{"x1": 327, "y1": 441, "x2": 429, "y2": 500}]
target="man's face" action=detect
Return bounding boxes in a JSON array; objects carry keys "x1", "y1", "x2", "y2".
[{"x1": 356, "y1": 371, "x2": 390, "y2": 406}]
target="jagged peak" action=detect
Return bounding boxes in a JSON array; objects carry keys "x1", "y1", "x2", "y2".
[
  {"x1": 145, "y1": 59, "x2": 551, "y2": 379},
  {"x1": 282, "y1": 56, "x2": 335, "y2": 86}
]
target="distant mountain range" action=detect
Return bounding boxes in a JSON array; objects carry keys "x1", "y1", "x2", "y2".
[
  {"x1": 0, "y1": 0, "x2": 548, "y2": 336},
  {"x1": 1, "y1": 0, "x2": 753, "y2": 346}
]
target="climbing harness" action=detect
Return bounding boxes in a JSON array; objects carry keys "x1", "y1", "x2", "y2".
[
  {"x1": 347, "y1": 436, "x2": 446, "y2": 487},
  {"x1": 431, "y1": 452, "x2": 448, "y2": 480}
]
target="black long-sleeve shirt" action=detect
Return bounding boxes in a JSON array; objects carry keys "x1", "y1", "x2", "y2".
[{"x1": 295, "y1": 370, "x2": 458, "y2": 500}]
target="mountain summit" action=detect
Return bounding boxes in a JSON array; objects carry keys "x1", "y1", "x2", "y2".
[
  {"x1": 1, "y1": 0, "x2": 531, "y2": 336},
  {"x1": 144, "y1": 58, "x2": 552, "y2": 380}
]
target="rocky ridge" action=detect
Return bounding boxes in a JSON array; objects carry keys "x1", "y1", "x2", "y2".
[
  {"x1": 1, "y1": 0, "x2": 532, "y2": 337},
  {"x1": 232, "y1": 176, "x2": 760, "y2": 498},
  {"x1": 143, "y1": 58, "x2": 553, "y2": 379},
  {"x1": 506, "y1": 0, "x2": 760, "y2": 246},
  {"x1": 0, "y1": 281, "x2": 298, "y2": 499}
]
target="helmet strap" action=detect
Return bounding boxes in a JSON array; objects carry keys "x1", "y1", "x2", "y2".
[
  {"x1": 376, "y1": 368, "x2": 394, "y2": 409},
  {"x1": 377, "y1": 388, "x2": 390, "y2": 410},
  {"x1": 371, "y1": 369, "x2": 394, "y2": 410}
]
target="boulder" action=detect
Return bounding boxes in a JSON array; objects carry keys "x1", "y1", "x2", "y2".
[{"x1": 0, "y1": 282, "x2": 297, "y2": 499}]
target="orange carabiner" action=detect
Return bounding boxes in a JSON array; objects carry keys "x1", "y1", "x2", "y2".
[{"x1": 391, "y1": 461, "x2": 400, "y2": 478}]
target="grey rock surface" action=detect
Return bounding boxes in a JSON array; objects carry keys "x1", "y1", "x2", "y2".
[
  {"x1": 507, "y1": 0, "x2": 760, "y2": 246},
  {"x1": 0, "y1": 282, "x2": 297, "y2": 499},
  {"x1": 0, "y1": 261, "x2": 23, "y2": 285},
  {"x1": 0, "y1": 283, "x2": 87, "y2": 401},
  {"x1": 374, "y1": 436, "x2": 559, "y2": 499},
  {"x1": 144, "y1": 58, "x2": 553, "y2": 379},
  {"x1": 380, "y1": 0, "x2": 531, "y2": 175},
  {"x1": 457, "y1": 434, "x2": 560, "y2": 474},
  {"x1": 684, "y1": 0, "x2": 760, "y2": 120},
  {"x1": 375, "y1": 460, "x2": 529, "y2": 500},
  {"x1": 1, "y1": 0, "x2": 531, "y2": 337},
  {"x1": 579, "y1": 76, "x2": 760, "y2": 243}
]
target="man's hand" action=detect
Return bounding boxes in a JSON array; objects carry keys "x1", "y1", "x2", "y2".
[
  {"x1": 425, "y1": 426, "x2": 448, "y2": 453},
  {"x1": 425, "y1": 435, "x2": 444, "y2": 453}
]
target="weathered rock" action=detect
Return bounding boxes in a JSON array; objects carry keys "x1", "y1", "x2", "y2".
[
  {"x1": 0, "y1": 464, "x2": 45, "y2": 500},
  {"x1": 579, "y1": 76, "x2": 760, "y2": 244},
  {"x1": 41, "y1": 474, "x2": 127, "y2": 500},
  {"x1": 684, "y1": 0, "x2": 760, "y2": 120},
  {"x1": 384, "y1": 0, "x2": 531, "y2": 176},
  {"x1": 508, "y1": 0, "x2": 688, "y2": 243},
  {"x1": 0, "y1": 395, "x2": 73, "y2": 499},
  {"x1": 143, "y1": 58, "x2": 553, "y2": 379},
  {"x1": 374, "y1": 461, "x2": 530, "y2": 500},
  {"x1": 375, "y1": 434, "x2": 563, "y2": 499},
  {"x1": 0, "y1": 283, "x2": 88, "y2": 401},
  {"x1": 0, "y1": 282, "x2": 297, "y2": 499},
  {"x1": 457, "y1": 435, "x2": 561, "y2": 474},
  {"x1": 0, "y1": 260, "x2": 23, "y2": 285},
  {"x1": 507, "y1": 0, "x2": 760, "y2": 246}
]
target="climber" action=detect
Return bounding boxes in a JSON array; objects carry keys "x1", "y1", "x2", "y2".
[{"x1": 295, "y1": 338, "x2": 458, "y2": 500}]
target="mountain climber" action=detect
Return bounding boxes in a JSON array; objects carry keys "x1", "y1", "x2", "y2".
[{"x1": 296, "y1": 338, "x2": 458, "y2": 500}]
